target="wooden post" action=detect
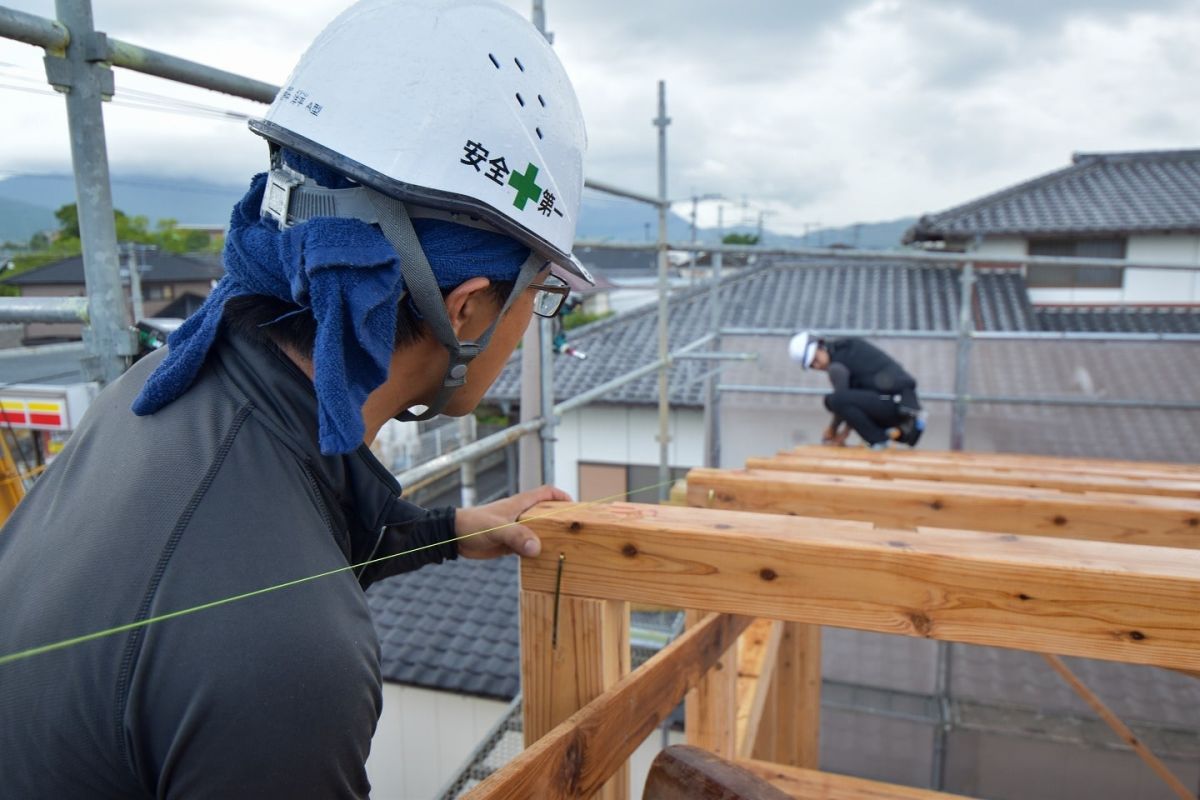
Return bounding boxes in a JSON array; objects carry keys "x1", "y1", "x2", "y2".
[
  {"x1": 470, "y1": 613, "x2": 753, "y2": 800},
  {"x1": 753, "y1": 622, "x2": 821, "y2": 768},
  {"x1": 685, "y1": 609, "x2": 738, "y2": 757},
  {"x1": 521, "y1": 589, "x2": 630, "y2": 800},
  {"x1": 735, "y1": 619, "x2": 782, "y2": 758}
]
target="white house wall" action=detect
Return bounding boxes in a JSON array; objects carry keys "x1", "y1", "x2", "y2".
[
  {"x1": 980, "y1": 233, "x2": 1200, "y2": 305},
  {"x1": 368, "y1": 684, "x2": 508, "y2": 799},
  {"x1": 554, "y1": 405, "x2": 707, "y2": 498}
]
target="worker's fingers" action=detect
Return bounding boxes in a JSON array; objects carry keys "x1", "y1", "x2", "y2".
[{"x1": 490, "y1": 521, "x2": 542, "y2": 558}]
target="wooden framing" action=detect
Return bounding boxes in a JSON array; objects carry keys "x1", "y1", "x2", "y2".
[
  {"x1": 520, "y1": 590, "x2": 630, "y2": 799},
  {"x1": 483, "y1": 449, "x2": 1199, "y2": 800},
  {"x1": 748, "y1": 455, "x2": 1200, "y2": 499},
  {"x1": 466, "y1": 612, "x2": 752, "y2": 799},
  {"x1": 687, "y1": 468, "x2": 1200, "y2": 549}
]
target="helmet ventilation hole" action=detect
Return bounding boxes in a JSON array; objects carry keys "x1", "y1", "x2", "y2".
[
  {"x1": 514, "y1": 57, "x2": 525, "y2": 71},
  {"x1": 488, "y1": 53, "x2": 500, "y2": 69},
  {"x1": 516, "y1": 92, "x2": 525, "y2": 107},
  {"x1": 538, "y1": 94, "x2": 546, "y2": 107},
  {"x1": 536, "y1": 127, "x2": 544, "y2": 140}
]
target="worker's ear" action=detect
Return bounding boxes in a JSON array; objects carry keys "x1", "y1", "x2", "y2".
[{"x1": 443, "y1": 276, "x2": 501, "y2": 338}]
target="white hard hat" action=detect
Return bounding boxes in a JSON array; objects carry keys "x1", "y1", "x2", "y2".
[
  {"x1": 788, "y1": 331, "x2": 819, "y2": 369},
  {"x1": 248, "y1": 0, "x2": 592, "y2": 284}
]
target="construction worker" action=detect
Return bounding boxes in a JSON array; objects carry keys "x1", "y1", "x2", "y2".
[
  {"x1": 789, "y1": 332, "x2": 925, "y2": 449},
  {"x1": 0, "y1": 2, "x2": 588, "y2": 797}
]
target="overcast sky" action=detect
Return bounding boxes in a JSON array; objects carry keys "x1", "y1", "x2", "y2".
[{"x1": 1, "y1": 0, "x2": 1198, "y2": 234}]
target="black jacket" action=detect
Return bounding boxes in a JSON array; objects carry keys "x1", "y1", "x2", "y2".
[
  {"x1": 825, "y1": 337, "x2": 919, "y2": 407},
  {"x1": 0, "y1": 330, "x2": 458, "y2": 798}
]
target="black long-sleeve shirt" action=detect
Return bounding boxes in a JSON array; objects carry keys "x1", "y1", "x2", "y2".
[
  {"x1": 823, "y1": 338, "x2": 920, "y2": 426},
  {"x1": 0, "y1": 330, "x2": 457, "y2": 798}
]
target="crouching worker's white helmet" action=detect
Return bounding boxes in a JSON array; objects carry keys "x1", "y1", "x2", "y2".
[
  {"x1": 248, "y1": 0, "x2": 591, "y2": 419},
  {"x1": 788, "y1": 331, "x2": 820, "y2": 370}
]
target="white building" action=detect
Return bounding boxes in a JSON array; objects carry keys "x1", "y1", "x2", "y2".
[{"x1": 904, "y1": 149, "x2": 1200, "y2": 305}]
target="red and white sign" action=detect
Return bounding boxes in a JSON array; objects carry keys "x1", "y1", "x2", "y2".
[{"x1": 0, "y1": 384, "x2": 96, "y2": 432}]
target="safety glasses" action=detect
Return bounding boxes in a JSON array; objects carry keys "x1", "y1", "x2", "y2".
[{"x1": 529, "y1": 274, "x2": 571, "y2": 318}]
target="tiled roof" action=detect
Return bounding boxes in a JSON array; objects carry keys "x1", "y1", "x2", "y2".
[
  {"x1": 1034, "y1": 305, "x2": 1200, "y2": 334},
  {"x1": 486, "y1": 260, "x2": 1030, "y2": 408},
  {"x1": 905, "y1": 149, "x2": 1200, "y2": 242},
  {"x1": 368, "y1": 558, "x2": 521, "y2": 700},
  {"x1": 2, "y1": 251, "x2": 223, "y2": 286}
]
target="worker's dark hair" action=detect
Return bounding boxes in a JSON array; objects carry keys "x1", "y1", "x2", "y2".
[{"x1": 222, "y1": 280, "x2": 515, "y2": 359}]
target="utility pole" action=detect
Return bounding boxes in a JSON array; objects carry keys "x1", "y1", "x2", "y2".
[{"x1": 654, "y1": 80, "x2": 672, "y2": 501}]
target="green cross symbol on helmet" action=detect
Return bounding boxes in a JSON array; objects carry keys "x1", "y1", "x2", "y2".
[{"x1": 507, "y1": 163, "x2": 543, "y2": 211}]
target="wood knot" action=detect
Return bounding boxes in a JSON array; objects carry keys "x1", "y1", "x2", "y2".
[
  {"x1": 1129, "y1": 630, "x2": 1146, "y2": 641},
  {"x1": 1018, "y1": 593, "x2": 1032, "y2": 601},
  {"x1": 1052, "y1": 515, "x2": 1068, "y2": 526},
  {"x1": 888, "y1": 540, "x2": 909, "y2": 549},
  {"x1": 909, "y1": 613, "x2": 932, "y2": 636},
  {"x1": 621, "y1": 543, "x2": 638, "y2": 558},
  {"x1": 560, "y1": 733, "x2": 585, "y2": 793},
  {"x1": 568, "y1": 521, "x2": 582, "y2": 532},
  {"x1": 1186, "y1": 518, "x2": 1199, "y2": 528},
  {"x1": 929, "y1": 499, "x2": 944, "y2": 511},
  {"x1": 759, "y1": 568, "x2": 777, "y2": 582}
]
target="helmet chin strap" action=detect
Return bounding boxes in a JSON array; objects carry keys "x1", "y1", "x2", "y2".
[
  {"x1": 365, "y1": 191, "x2": 543, "y2": 422},
  {"x1": 260, "y1": 161, "x2": 543, "y2": 422}
]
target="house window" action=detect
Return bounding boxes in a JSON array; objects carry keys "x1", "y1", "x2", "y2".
[
  {"x1": 144, "y1": 284, "x2": 175, "y2": 301},
  {"x1": 1026, "y1": 238, "x2": 1125, "y2": 288},
  {"x1": 578, "y1": 462, "x2": 690, "y2": 504}
]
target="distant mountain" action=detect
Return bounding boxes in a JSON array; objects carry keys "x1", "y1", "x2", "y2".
[
  {"x1": 0, "y1": 196, "x2": 56, "y2": 245},
  {"x1": 0, "y1": 173, "x2": 916, "y2": 251}
]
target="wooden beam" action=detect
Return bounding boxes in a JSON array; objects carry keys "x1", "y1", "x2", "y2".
[
  {"x1": 521, "y1": 590, "x2": 630, "y2": 800},
  {"x1": 685, "y1": 609, "x2": 738, "y2": 757},
  {"x1": 735, "y1": 619, "x2": 783, "y2": 758},
  {"x1": 754, "y1": 622, "x2": 821, "y2": 768},
  {"x1": 688, "y1": 468, "x2": 1200, "y2": 549},
  {"x1": 1041, "y1": 654, "x2": 1196, "y2": 800},
  {"x1": 519, "y1": 501, "x2": 1200, "y2": 671},
  {"x1": 466, "y1": 613, "x2": 753, "y2": 800},
  {"x1": 786, "y1": 445, "x2": 1199, "y2": 480},
  {"x1": 749, "y1": 455, "x2": 1200, "y2": 500},
  {"x1": 643, "y1": 745, "x2": 792, "y2": 800},
  {"x1": 738, "y1": 759, "x2": 975, "y2": 799}
]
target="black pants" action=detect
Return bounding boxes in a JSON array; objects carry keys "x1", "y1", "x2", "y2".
[{"x1": 824, "y1": 390, "x2": 907, "y2": 446}]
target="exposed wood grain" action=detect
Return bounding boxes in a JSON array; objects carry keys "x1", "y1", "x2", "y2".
[
  {"x1": 685, "y1": 609, "x2": 738, "y2": 758},
  {"x1": 519, "y1": 501, "x2": 1200, "y2": 670},
  {"x1": 735, "y1": 619, "x2": 782, "y2": 759},
  {"x1": 1041, "y1": 654, "x2": 1196, "y2": 800},
  {"x1": 786, "y1": 445, "x2": 1200, "y2": 480},
  {"x1": 688, "y1": 468, "x2": 1200, "y2": 549},
  {"x1": 749, "y1": 455, "x2": 1200, "y2": 500},
  {"x1": 738, "y1": 759, "x2": 975, "y2": 799},
  {"x1": 521, "y1": 590, "x2": 630, "y2": 800},
  {"x1": 466, "y1": 612, "x2": 753, "y2": 800},
  {"x1": 643, "y1": 745, "x2": 792, "y2": 800},
  {"x1": 757, "y1": 622, "x2": 822, "y2": 768}
]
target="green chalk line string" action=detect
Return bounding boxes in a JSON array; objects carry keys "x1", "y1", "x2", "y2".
[{"x1": 0, "y1": 479, "x2": 677, "y2": 667}]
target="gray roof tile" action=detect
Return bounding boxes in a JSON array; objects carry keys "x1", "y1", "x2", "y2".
[{"x1": 906, "y1": 149, "x2": 1200, "y2": 241}]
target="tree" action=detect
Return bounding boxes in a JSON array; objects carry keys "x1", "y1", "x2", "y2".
[{"x1": 722, "y1": 232, "x2": 759, "y2": 246}]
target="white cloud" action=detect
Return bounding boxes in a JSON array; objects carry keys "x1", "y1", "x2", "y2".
[{"x1": 1, "y1": 0, "x2": 1197, "y2": 235}]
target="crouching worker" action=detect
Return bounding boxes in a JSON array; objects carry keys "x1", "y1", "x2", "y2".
[
  {"x1": 0, "y1": 2, "x2": 592, "y2": 797},
  {"x1": 789, "y1": 332, "x2": 925, "y2": 449}
]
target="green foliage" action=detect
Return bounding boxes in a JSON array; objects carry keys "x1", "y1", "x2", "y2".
[
  {"x1": 561, "y1": 308, "x2": 613, "y2": 331},
  {"x1": 722, "y1": 232, "x2": 759, "y2": 245}
]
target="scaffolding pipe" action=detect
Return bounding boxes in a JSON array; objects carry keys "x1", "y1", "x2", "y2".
[
  {"x1": 573, "y1": 239, "x2": 1200, "y2": 272},
  {"x1": 53, "y1": 0, "x2": 131, "y2": 384},
  {"x1": 950, "y1": 262, "x2": 975, "y2": 451},
  {"x1": 0, "y1": 297, "x2": 89, "y2": 324},
  {"x1": 717, "y1": 384, "x2": 1200, "y2": 411},
  {"x1": 458, "y1": 415, "x2": 477, "y2": 508},
  {"x1": 538, "y1": 317, "x2": 556, "y2": 486},
  {"x1": 721, "y1": 328, "x2": 1200, "y2": 343},
  {"x1": 583, "y1": 179, "x2": 664, "y2": 208},
  {"x1": 0, "y1": 5, "x2": 68, "y2": 49},
  {"x1": 704, "y1": 206, "x2": 724, "y2": 469},
  {"x1": 654, "y1": 80, "x2": 671, "y2": 501},
  {"x1": 106, "y1": 38, "x2": 277, "y2": 103}
]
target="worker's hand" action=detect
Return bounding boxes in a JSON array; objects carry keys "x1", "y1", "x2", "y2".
[
  {"x1": 821, "y1": 426, "x2": 838, "y2": 444},
  {"x1": 454, "y1": 485, "x2": 571, "y2": 560}
]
